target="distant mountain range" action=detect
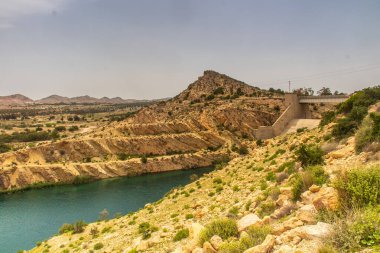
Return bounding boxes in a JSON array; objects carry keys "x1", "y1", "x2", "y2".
[{"x1": 0, "y1": 94, "x2": 167, "y2": 105}]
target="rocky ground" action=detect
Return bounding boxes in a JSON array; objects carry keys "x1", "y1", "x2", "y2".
[{"x1": 27, "y1": 110, "x2": 380, "y2": 253}]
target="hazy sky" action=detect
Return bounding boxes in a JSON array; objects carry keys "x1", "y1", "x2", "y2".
[{"x1": 0, "y1": 0, "x2": 380, "y2": 99}]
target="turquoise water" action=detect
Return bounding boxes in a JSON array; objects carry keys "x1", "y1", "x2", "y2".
[{"x1": 0, "y1": 168, "x2": 213, "y2": 253}]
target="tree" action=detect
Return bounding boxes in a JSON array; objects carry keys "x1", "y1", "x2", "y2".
[
  {"x1": 317, "y1": 87, "x2": 332, "y2": 96},
  {"x1": 293, "y1": 87, "x2": 314, "y2": 96}
]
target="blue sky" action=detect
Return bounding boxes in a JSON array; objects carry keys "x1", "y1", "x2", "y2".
[{"x1": 0, "y1": 0, "x2": 379, "y2": 99}]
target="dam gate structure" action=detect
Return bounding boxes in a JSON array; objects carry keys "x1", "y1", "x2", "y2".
[{"x1": 253, "y1": 94, "x2": 349, "y2": 139}]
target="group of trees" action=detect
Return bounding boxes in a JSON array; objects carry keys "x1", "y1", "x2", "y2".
[{"x1": 292, "y1": 87, "x2": 345, "y2": 96}]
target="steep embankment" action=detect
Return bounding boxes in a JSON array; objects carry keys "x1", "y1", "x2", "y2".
[
  {"x1": 28, "y1": 100, "x2": 380, "y2": 253},
  {"x1": 0, "y1": 71, "x2": 287, "y2": 191}
]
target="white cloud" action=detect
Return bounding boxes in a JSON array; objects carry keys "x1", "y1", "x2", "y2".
[{"x1": 0, "y1": 0, "x2": 70, "y2": 28}]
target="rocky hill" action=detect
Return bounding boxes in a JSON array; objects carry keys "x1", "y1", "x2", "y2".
[
  {"x1": 0, "y1": 71, "x2": 291, "y2": 191},
  {"x1": 28, "y1": 93, "x2": 380, "y2": 253},
  {"x1": 0, "y1": 94, "x2": 157, "y2": 105},
  {"x1": 0, "y1": 94, "x2": 33, "y2": 105}
]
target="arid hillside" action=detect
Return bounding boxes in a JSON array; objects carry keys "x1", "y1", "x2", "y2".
[
  {"x1": 0, "y1": 71, "x2": 290, "y2": 191},
  {"x1": 28, "y1": 91, "x2": 380, "y2": 253}
]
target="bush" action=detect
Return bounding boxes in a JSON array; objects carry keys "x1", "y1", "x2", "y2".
[
  {"x1": 93, "y1": 242, "x2": 104, "y2": 250},
  {"x1": 291, "y1": 166, "x2": 328, "y2": 201},
  {"x1": 58, "y1": 220, "x2": 87, "y2": 234},
  {"x1": 138, "y1": 222, "x2": 158, "y2": 240},
  {"x1": 332, "y1": 86, "x2": 380, "y2": 139},
  {"x1": 68, "y1": 125, "x2": 79, "y2": 132},
  {"x1": 295, "y1": 144, "x2": 324, "y2": 167},
  {"x1": 0, "y1": 142, "x2": 11, "y2": 153},
  {"x1": 355, "y1": 112, "x2": 380, "y2": 152},
  {"x1": 59, "y1": 223, "x2": 74, "y2": 234},
  {"x1": 219, "y1": 225, "x2": 271, "y2": 253},
  {"x1": 173, "y1": 228, "x2": 189, "y2": 242},
  {"x1": 335, "y1": 165, "x2": 380, "y2": 207},
  {"x1": 257, "y1": 200, "x2": 276, "y2": 217},
  {"x1": 141, "y1": 155, "x2": 148, "y2": 163},
  {"x1": 55, "y1": 126, "x2": 66, "y2": 132},
  {"x1": 199, "y1": 218, "x2": 238, "y2": 245},
  {"x1": 320, "y1": 111, "x2": 336, "y2": 127},
  {"x1": 73, "y1": 220, "x2": 87, "y2": 233},
  {"x1": 328, "y1": 206, "x2": 380, "y2": 252}
]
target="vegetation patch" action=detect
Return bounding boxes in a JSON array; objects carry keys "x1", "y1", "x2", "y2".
[{"x1": 199, "y1": 218, "x2": 238, "y2": 245}]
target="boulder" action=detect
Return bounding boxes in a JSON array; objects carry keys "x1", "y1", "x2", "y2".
[
  {"x1": 309, "y1": 185, "x2": 320, "y2": 193},
  {"x1": 203, "y1": 242, "x2": 217, "y2": 253},
  {"x1": 192, "y1": 248, "x2": 204, "y2": 253},
  {"x1": 243, "y1": 234, "x2": 275, "y2": 253},
  {"x1": 297, "y1": 222, "x2": 333, "y2": 240},
  {"x1": 296, "y1": 204, "x2": 316, "y2": 224},
  {"x1": 280, "y1": 187, "x2": 293, "y2": 198},
  {"x1": 273, "y1": 245, "x2": 295, "y2": 253},
  {"x1": 238, "y1": 213, "x2": 262, "y2": 231},
  {"x1": 210, "y1": 235, "x2": 223, "y2": 250},
  {"x1": 190, "y1": 223, "x2": 205, "y2": 240},
  {"x1": 312, "y1": 187, "x2": 339, "y2": 211}
]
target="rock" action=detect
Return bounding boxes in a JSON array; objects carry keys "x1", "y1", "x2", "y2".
[
  {"x1": 271, "y1": 202, "x2": 296, "y2": 219},
  {"x1": 238, "y1": 213, "x2": 262, "y2": 231},
  {"x1": 243, "y1": 234, "x2": 275, "y2": 253},
  {"x1": 328, "y1": 150, "x2": 346, "y2": 159},
  {"x1": 283, "y1": 217, "x2": 303, "y2": 230},
  {"x1": 280, "y1": 187, "x2": 292, "y2": 198},
  {"x1": 296, "y1": 204, "x2": 316, "y2": 224},
  {"x1": 192, "y1": 248, "x2": 204, "y2": 253},
  {"x1": 190, "y1": 223, "x2": 205, "y2": 240},
  {"x1": 136, "y1": 240, "x2": 149, "y2": 251},
  {"x1": 276, "y1": 194, "x2": 289, "y2": 206},
  {"x1": 273, "y1": 245, "x2": 295, "y2": 253},
  {"x1": 210, "y1": 235, "x2": 223, "y2": 250},
  {"x1": 297, "y1": 222, "x2": 333, "y2": 240},
  {"x1": 309, "y1": 185, "x2": 320, "y2": 193},
  {"x1": 203, "y1": 242, "x2": 217, "y2": 253},
  {"x1": 300, "y1": 190, "x2": 317, "y2": 205},
  {"x1": 312, "y1": 187, "x2": 339, "y2": 211},
  {"x1": 262, "y1": 216, "x2": 272, "y2": 224}
]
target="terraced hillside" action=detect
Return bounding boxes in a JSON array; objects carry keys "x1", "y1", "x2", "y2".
[
  {"x1": 29, "y1": 93, "x2": 380, "y2": 253},
  {"x1": 0, "y1": 71, "x2": 289, "y2": 191}
]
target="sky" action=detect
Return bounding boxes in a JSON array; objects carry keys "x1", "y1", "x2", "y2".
[{"x1": 0, "y1": 0, "x2": 380, "y2": 100}]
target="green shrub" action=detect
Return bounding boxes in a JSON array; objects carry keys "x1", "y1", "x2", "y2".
[
  {"x1": 138, "y1": 222, "x2": 158, "y2": 240},
  {"x1": 320, "y1": 111, "x2": 336, "y2": 127},
  {"x1": 219, "y1": 225, "x2": 271, "y2": 253},
  {"x1": 318, "y1": 245, "x2": 338, "y2": 253},
  {"x1": 291, "y1": 166, "x2": 328, "y2": 201},
  {"x1": 266, "y1": 172, "x2": 276, "y2": 182},
  {"x1": 332, "y1": 117, "x2": 357, "y2": 139},
  {"x1": 199, "y1": 218, "x2": 238, "y2": 245},
  {"x1": 277, "y1": 161, "x2": 295, "y2": 173},
  {"x1": 0, "y1": 142, "x2": 11, "y2": 153},
  {"x1": 213, "y1": 178, "x2": 223, "y2": 184},
  {"x1": 295, "y1": 144, "x2": 324, "y2": 167},
  {"x1": 329, "y1": 206, "x2": 380, "y2": 252},
  {"x1": 335, "y1": 165, "x2": 380, "y2": 207},
  {"x1": 59, "y1": 223, "x2": 74, "y2": 234},
  {"x1": 117, "y1": 153, "x2": 128, "y2": 161},
  {"x1": 173, "y1": 228, "x2": 189, "y2": 242},
  {"x1": 257, "y1": 200, "x2": 276, "y2": 217},
  {"x1": 72, "y1": 220, "x2": 87, "y2": 233},
  {"x1": 141, "y1": 155, "x2": 147, "y2": 164},
  {"x1": 93, "y1": 242, "x2": 104, "y2": 250},
  {"x1": 185, "y1": 213, "x2": 194, "y2": 220},
  {"x1": 355, "y1": 112, "x2": 380, "y2": 152},
  {"x1": 332, "y1": 86, "x2": 380, "y2": 139}
]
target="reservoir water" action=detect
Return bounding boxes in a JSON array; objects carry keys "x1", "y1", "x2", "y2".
[{"x1": 0, "y1": 167, "x2": 213, "y2": 253}]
